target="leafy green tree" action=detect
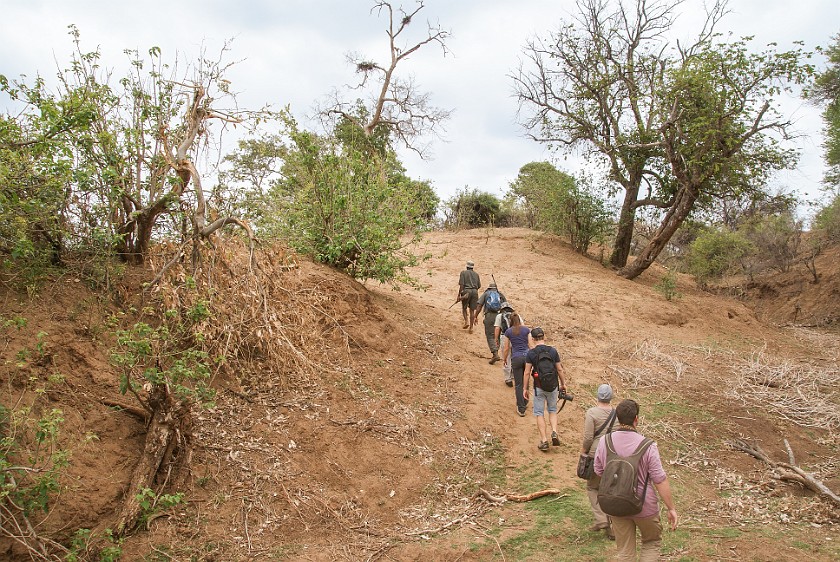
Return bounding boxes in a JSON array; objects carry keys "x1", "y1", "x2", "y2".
[
  {"x1": 621, "y1": 37, "x2": 812, "y2": 279},
  {"x1": 686, "y1": 228, "x2": 754, "y2": 286},
  {"x1": 514, "y1": 0, "x2": 724, "y2": 269},
  {"x1": 0, "y1": 64, "x2": 100, "y2": 278},
  {"x1": 509, "y1": 162, "x2": 612, "y2": 254},
  {"x1": 813, "y1": 193, "x2": 840, "y2": 242},
  {"x1": 808, "y1": 32, "x2": 840, "y2": 188},
  {"x1": 514, "y1": 0, "x2": 812, "y2": 279},
  {"x1": 2, "y1": 29, "x2": 260, "y2": 269}
]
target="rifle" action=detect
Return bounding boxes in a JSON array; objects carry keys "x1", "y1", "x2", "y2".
[{"x1": 448, "y1": 292, "x2": 467, "y2": 309}]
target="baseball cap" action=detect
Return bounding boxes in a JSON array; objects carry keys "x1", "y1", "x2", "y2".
[
  {"x1": 531, "y1": 326, "x2": 545, "y2": 339},
  {"x1": 597, "y1": 384, "x2": 613, "y2": 402}
]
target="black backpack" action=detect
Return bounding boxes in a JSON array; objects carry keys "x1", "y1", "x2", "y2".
[
  {"x1": 533, "y1": 345, "x2": 559, "y2": 392},
  {"x1": 597, "y1": 432, "x2": 655, "y2": 517}
]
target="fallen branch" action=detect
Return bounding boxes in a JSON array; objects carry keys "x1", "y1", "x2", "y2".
[
  {"x1": 729, "y1": 439, "x2": 840, "y2": 508},
  {"x1": 474, "y1": 488, "x2": 567, "y2": 504}
]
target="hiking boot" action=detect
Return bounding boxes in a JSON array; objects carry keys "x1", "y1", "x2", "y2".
[
  {"x1": 538, "y1": 441, "x2": 549, "y2": 452},
  {"x1": 462, "y1": 323, "x2": 469, "y2": 329},
  {"x1": 588, "y1": 523, "x2": 609, "y2": 532},
  {"x1": 517, "y1": 408, "x2": 526, "y2": 417},
  {"x1": 505, "y1": 380, "x2": 513, "y2": 387},
  {"x1": 489, "y1": 354, "x2": 500, "y2": 365},
  {"x1": 551, "y1": 431, "x2": 560, "y2": 446},
  {"x1": 468, "y1": 327, "x2": 473, "y2": 334},
  {"x1": 605, "y1": 526, "x2": 615, "y2": 540}
]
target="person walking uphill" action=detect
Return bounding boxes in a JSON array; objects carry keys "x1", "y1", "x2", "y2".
[
  {"x1": 457, "y1": 261, "x2": 481, "y2": 334},
  {"x1": 500, "y1": 313, "x2": 530, "y2": 416},
  {"x1": 580, "y1": 384, "x2": 617, "y2": 539},
  {"x1": 494, "y1": 302, "x2": 517, "y2": 386},
  {"x1": 476, "y1": 282, "x2": 506, "y2": 364},
  {"x1": 594, "y1": 399, "x2": 679, "y2": 561},
  {"x1": 523, "y1": 327, "x2": 567, "y2": 451}
]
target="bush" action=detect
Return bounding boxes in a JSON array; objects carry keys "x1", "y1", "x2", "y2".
[
  {"x1": 812, "y1": 193, "x2": 840, "y2": 243},
  {"x1": 738, "y1": 213, "x2": 801, "y2": 273},
  {"x1": 686, "y1": 228, "x2": 754, "y2": 286},
  {"x1": 508, "y1": 163, "x2": 612, "y2": 254},
  {"x1": 443, "y1": 188, "x2": 507, "y2": 228},
  {"x1": 261, "y1": 115, "x2": 431, "y2": 287}
]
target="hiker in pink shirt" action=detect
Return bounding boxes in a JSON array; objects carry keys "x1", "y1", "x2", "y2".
[{"x1": 594, "y1": 399, "x2": 679, "y2": 561}]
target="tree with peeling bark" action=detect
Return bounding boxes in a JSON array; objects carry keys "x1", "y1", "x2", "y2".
[
  {"x1": 514, "y1": 0, "x2": 812, "y2": 279},
  {"x1": 324, "y1": 0, "x2": 451, "y2": 158}
]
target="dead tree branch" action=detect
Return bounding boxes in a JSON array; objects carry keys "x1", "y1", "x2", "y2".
[{"x1": 729, "y1": 439, "x2": 840, "y2": 508}]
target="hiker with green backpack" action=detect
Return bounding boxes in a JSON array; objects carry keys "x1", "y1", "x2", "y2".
[{"x1": 594, "y1": 399, "x2": 679, "y2": 561}]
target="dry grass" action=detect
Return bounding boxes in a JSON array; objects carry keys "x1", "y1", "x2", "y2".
[{"x1": 729, "y1": 350, "x2": 840, "y2": 437}]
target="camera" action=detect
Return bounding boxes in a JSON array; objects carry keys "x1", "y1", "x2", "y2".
[{"x1": 559, "y1": 390, "x2": 574, "y2": 402}]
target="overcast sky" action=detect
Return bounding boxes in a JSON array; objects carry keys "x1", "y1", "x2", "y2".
[{"x1": 2, "y1": 0, "x2": 836, "y2": 211}]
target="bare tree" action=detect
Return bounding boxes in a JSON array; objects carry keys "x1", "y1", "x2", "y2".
[{"x1": 324, "y1": 0, "x2": 451, "y2": 157}]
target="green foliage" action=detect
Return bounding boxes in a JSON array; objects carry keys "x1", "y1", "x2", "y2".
[
  {"x1": 109, "y1": 294, "x2": 216, "y2": 408},
  {"x1": 808, "y1": 33, "x2": 840, "y2": 188},
  {"x1": 654, "y1": 269, "x2": 682, "y2": 301},
  {"x1": 0, "y1": 397, "x2": 69, "y2": 519},
  {"x1": 443, "y1": 187, "x2": 506, "y2": 228},
  {"x1": 258, "y1": 113, "x2": 431, "y2": 287},
  {"x1": 136, "y1": 487, "x2": 185, "y2": 525},
  {"x1": 812, "y1": 193, "x2": 840, "y2": 242},
  {"x1": 509, "y1": 163, "x2": 612, "y2": 254},
  {"x1": 65, "y1": 528, "x2": 124, "y2": 562},
  {"x1": 686, "y1": 228, "x2": 754, "y2": 285}
]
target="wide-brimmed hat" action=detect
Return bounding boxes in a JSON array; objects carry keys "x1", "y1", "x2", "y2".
[
  {"x1": 500, "y1": 301, "x2": 513, "y2": 311},
  {"x1": 488, "y1": 282, "x2": 497, "y2": 289},
  {"x1": 597, "y1": 384, "x2": 613, "y2": 402},
  {"x1": 466, "y1": 261, "x2": 474, "y2": 269}
]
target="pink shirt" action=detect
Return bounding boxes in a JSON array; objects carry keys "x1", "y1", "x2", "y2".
[{"x1": 593, "y1": 429, "x2": 667, "y2": 519}]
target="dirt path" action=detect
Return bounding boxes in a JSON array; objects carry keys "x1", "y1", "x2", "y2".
[{"x1": 370, "y1": 227, "x2": 780, "y2": 492}]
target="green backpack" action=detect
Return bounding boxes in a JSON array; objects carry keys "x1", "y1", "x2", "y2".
[{"x1": 597, "y1": 433, "x2": 654, "y2": 517}]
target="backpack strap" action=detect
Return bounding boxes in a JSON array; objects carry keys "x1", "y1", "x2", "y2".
[
  {"x1": 594, "y1": 409, "x2": 616, "y2": 438},
  {"x1": 629, "y1": 438, "x2": 655, "y2": 500}
]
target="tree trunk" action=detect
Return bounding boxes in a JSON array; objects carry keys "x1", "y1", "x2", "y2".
[
  {"x1": 112, "y1": 384, "x2": 191, "y2": 535},
  {"x1": 618, "y1": 185, "x2": 698, "y2": 280},
  {"x1": 610, "y1": 185, "x2": 640, "y2": 268}
]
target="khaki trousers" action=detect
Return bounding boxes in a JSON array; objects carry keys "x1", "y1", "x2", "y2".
[
  {"x1": 611, "y1": 514, "x2": 662, "y2": 561},
  {"x1": 586, "y1": 474, "x2": 609, "y2": 527}
]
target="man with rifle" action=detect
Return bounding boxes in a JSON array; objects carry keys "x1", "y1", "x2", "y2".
[{"x1": 456, "y1": 261, "x2": 481, "y2": 334}]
